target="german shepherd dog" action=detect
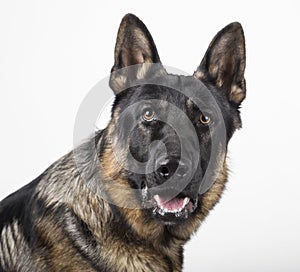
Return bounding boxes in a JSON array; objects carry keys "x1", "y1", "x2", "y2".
[{"x1": 0, "y1": 14, "x2": 246, "y2": 271}]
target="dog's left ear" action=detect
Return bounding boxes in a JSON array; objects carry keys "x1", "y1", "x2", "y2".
[
  {"x1": 110, "y1": 14, "x2": 165, "y2": 93},
  {"x1": 194, "y1": 22, "x2": 246, "y2": 105}
]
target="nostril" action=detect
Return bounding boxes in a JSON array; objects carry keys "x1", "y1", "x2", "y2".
[
  {"x1": 155, "y1": 158, "x2": 191, "y2": 179},
  {"x1": 159, "y1": 166, "x2": 170, "y2": 178}
]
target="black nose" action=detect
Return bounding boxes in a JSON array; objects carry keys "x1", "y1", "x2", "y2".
[{"x1": 156, "y1": 158, "x2": 191, "y2": 179}]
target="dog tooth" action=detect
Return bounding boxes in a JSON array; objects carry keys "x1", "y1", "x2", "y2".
[
  {"x1": 183, "y1": 197, "x2": 190, "y2": 207},
  {"x1": 153, "y1": 195, "x2": 160, "y2": 204}
]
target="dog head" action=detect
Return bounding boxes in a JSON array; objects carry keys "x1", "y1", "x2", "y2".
[{"x1": 101, "y1": 14, "x2": 246, "y2": 225}]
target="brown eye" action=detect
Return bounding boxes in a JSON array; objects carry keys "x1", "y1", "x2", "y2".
[
  {"x1": 199, "y1": 114, "x2": 211, "y2": 125},
  {"x1": 143, "y1": 108, "x2": 155, "y2": 122}
]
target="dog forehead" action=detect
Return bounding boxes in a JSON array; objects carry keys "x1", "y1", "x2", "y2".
[
  {"x1": 137, "y1": 74, "x2": 206, "y2": 97},
  {"x1": 134, "y1": 85, "x2": 187, "y2": 112},
  {"x1": 117, "y1": 73, "x2": 216, "y2": 114},
  {"x1": 160, "y1": 74, "x2": 202, "y2": 92}
]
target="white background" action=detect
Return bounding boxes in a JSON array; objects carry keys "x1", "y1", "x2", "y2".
[{"x1": 0, "y1": 1, "x2": 299, "y2": 271}]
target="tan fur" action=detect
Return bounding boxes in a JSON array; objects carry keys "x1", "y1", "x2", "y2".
[
  {"x1": 193, "y1": 70, "x2": 207, "y2": 81},
  {"x1": 230, "y1": 84, "x2": 246, "y2": 104},
  {"x1": 0, "y1": 221, "x2": 36, "y2": 271},
  {"x1": 34, "y1": 217, "x2": 95, "y2": 272}
]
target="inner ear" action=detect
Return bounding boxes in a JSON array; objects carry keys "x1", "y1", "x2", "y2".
[
  {"x1": 194, "y1": 22, "x2": 246, "y2": 105},
  {"x1": 110, "y1": 14, "x2": 165, "y2": 93},
  {"x1": 116, "y1": 26, "x2": 160, "y2": 67},
  {"x1": 122, "y1": 47, "x2": 145, "y2": 66}
]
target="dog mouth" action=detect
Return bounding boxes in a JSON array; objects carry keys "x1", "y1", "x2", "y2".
[
  {"x1": 142, "y1": 189, "x2": 198, "y2": 223},
  {"x1": 153, "y1": 195, "x2": 194, "y2": 214}
]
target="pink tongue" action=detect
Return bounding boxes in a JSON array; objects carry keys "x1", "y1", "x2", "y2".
[{"x1": 159, "y1": 196, "x2": 185, "y2": 210}]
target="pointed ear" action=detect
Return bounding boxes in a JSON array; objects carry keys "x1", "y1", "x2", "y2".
[
  {"x1": 110, "y1": 14, "x2": 165, "y2": 93},
  {"x1": 194, "y1": 22, "x2": 246, "y2": 105}
]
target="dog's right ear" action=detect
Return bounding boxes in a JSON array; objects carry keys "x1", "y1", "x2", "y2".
[{"x1": 110, "y1": 14, "x2": 165, "y2": 94}]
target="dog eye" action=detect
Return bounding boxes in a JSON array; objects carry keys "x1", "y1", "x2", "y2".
[
  {"x1": 199, "y1": 113, "x2": 211, "y2": 125},
  {"x1": 142, "y1": 108, "x2": 155, "y2": 122}
]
